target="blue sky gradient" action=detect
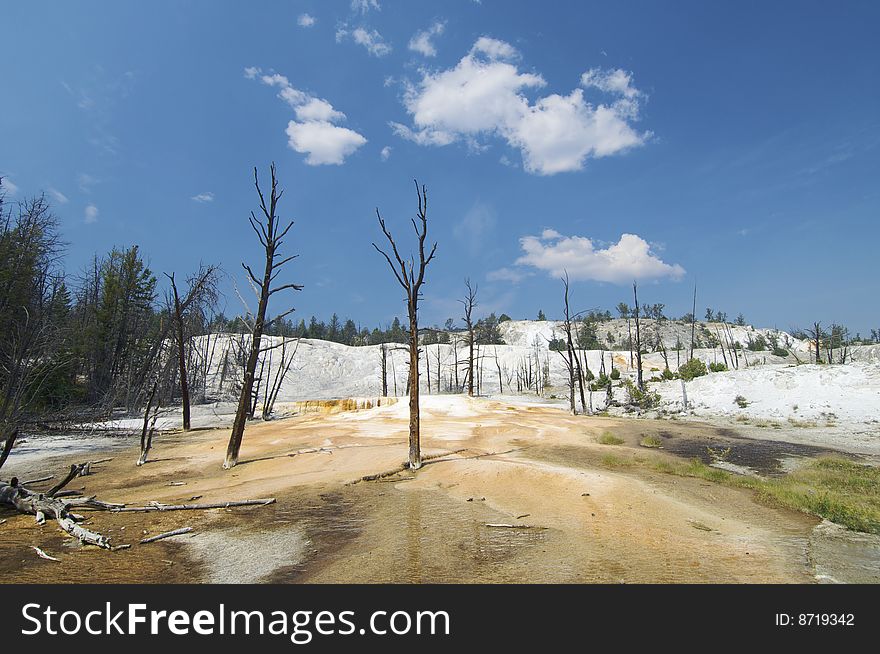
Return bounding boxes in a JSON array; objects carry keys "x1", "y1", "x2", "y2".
[{"x1": 2, "y1": 1, "x2": 878, "y2": 333}]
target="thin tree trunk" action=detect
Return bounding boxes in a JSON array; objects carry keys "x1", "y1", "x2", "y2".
[{"x1": 633, "y1": 282, "x2": 643, "y2": 390}]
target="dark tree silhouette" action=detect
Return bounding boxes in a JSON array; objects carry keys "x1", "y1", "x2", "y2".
[
  {"x1": 461, "y1": 279, "x2": 477, "y2": 397},
  {"x1": 372, "y1": 180, "x2": 437, "y2": 470},
  {"x1": 224, "y1": 164, "x2": 302, "y2": 469}
]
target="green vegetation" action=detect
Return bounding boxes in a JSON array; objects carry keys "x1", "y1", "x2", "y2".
[
  {"x1": 623, "y1": 379, "x2": 661, "y2": 409},
  {"x1": 708, "y1": 362, "x2": 728, "y2": 372},
  {"x1": 640, "y1": 435, "x2": 663, "y2": 448},
  {"x1": 678, "y1": 358, "x2": 707, "y2": 381},
  {"x1": 747, "y1": 334, "x2": 768, "y2": 351},
  {"x1": 597, "y1": 452, "x2": 880, "y2": 534},
  {"x1": 734, "y1": 395, "x2": 749, "y2": 408},
  {"x1": 597, "y1": 431, "x2": 624, "y2": 445}
]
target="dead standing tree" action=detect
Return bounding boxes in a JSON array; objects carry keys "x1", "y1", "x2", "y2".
[
  {"x1": 163, "y1": 265, "x2": 220, "y2": 431},
  {"x1": 223, "y1": 163, "x2": 302, "y2": 470},
  {"x1": 461, "y1": 279, "x2": 477, "y2": 397},
  {"x1": 633, "y1": 281, "x2": 644, "y2": 391},
  {"x1": 372, "y1": 180, "x2": 437, "y2": 470}
]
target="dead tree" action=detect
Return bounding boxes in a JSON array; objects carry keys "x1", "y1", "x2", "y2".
[
  {"x1": 224, "y1": 163, "x2": 302, "y2": 469},
  {"x1": 379, "y1": 343, "x2": 389, "y2": 396},
  {"x1": 0, "y1": 476, "x2": 112, "y2": 548},
  {"x1": 807, "y1": 322, "x2": 823, "y2": 363},
  {"x1": 689, "y1": 283, "x2": 697, "y2": 360},
  {"x1": 461, "y1": 279, "x2": 477, "y2": 397},
  {"x1": 0, "y1": 430, "x2": 18, "y2": 471},
  {"x1": 556, "y1": 273, "x2": 578, "y2": 415},
  {"x1": 262, "y1": 337, "x2": 298, "y2": 419},
  {"x1": 493, "y1": 346, "x2": 504, "y2": 394},
  {"x1": 137, "y1": 380, "x2": 160, "y2": 466},
  {"x1": 633, "y1": 281, "x2": 644, "y2": 390},
  {"x1": 372, "y1": 180, "x2": 437, "y2": 470},
  {"x1": 434, "y1": 342, "x2": 442, "y2": 393},
  {"x1": 452, "y1": 334, "x2": 461, "y2": 390},
  {"x1": 164, "y1": 265, "x2": 219, "y2": 431}
]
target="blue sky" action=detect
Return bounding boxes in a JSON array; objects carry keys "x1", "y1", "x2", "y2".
[{"x1": 2, "y1": 1, "x2": 878, "y2": 334}]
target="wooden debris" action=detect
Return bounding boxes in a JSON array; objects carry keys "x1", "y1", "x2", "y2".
[
  {"x1": 111, "y1": 498, "x2": 275, "y2": 513},
  {"x1": 140, "y1": 527, "x2": 193, "y2": 544},
  {"x1": 21, "y1": 475, "x2": 54, "y2": 485},
  {"x1": 31, "y1": 546, "x2": 59, "y2": 561},
  {"x1": 486, "y1": 523, "x2": 545, "y2": 530}
]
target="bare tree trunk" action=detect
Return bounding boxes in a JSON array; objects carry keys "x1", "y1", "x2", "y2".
[
  {"x1": 689, "y1": 284, "x2": 697, "y2": 360},
  {"x1": 560, "y1": 273, "x2": 577, "y2": 415},
  {"x1": 493, "y1": 346, "x2": 504, "y2": 394},
  {"x1": 137, "y1": 380, "x2": 159, "y2": 466},
  {"x1": 380, "y1": 343, "x2": 388, "y2": 396},
  {"x1": 633, "y1": 282, "x2": 644, "y2": 390},
  {"x1": 166, "y1": 274, "x2": 191, "y2": 431},
  {"x1": 372, "y1": 180, "x2": 437, "y2": 470},
  {"x1": 461, "y1": 279, "x2": 477, "y2": 397},
  {"x1": 224, "y1": 163, "x2": 302, "y2": 469},
  {"x1": 435, "y1": 343, "x2": 442, "y2": 393},
  {"x1": 408, "y1": 300, "x2": 421, "y2": 466},
  {"x1": 0, "y1": 429, "x2": 18, "y2": 471}
]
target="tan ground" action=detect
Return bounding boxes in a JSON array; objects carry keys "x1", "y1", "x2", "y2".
[{"x1": 0, "y1": 396, "x2": 827, "y2": 583}]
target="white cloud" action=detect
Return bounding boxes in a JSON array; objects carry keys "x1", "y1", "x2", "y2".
[
  {"x1": 380, "y1": 146, "x2": 392, "y2": 161},
  {"x1": 351, "y1": 0, "x2": 380, "y2": 12},
  {"x1": 337, "y1": 26, "x2": 392, "y2": 57},
  {"x1": 0, "y1": 177, "x2": 18, "y2": 196},
  {"x1": 294, "y1": 97, "x2": 345, "y2": 122},
  {"x1": 394, "y1": 37, "x2": 649, "y2": 175},
  {"x1": 246, "y1": 67, "x2": 367, "y2": 165},
  {"x1": 297, "y1": 13, "x2": 316, "y2": 27},
  {"x1": 580, "y1": 68, "x2": 641, "y2": 98},
  {"x1": 84, "y1": 204, "x2": 99, "y2": 224},
  {"x1": 191, "y1": 192, "x2": 214, "y2": 203},
  {"x1": 471, "y1": 36, "x2": 519, "y2": 61},
  {"x1": 408, "y1": 21, "x2": 446, "y2": 57},
  {"x1": 48, "y1": 187, "x2": 69, "y2": 204},
  {"x1": 285, "y1": 121, "x2": 367, "y2": 166},
  {"x1": 515, "y1": 231, "x2": 685, "y2": 283}
]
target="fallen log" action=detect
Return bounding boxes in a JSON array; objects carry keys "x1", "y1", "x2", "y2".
[
  {"x1": 0, "y1": 479, "x2": 111, "y2": 549},
  {"x1": 31, "y1": 546, "x2": 60, "y2": 561},
  {"x1": 46, "y1": 464, "x2": 86, "y2": 497},
  {"x1": 486, "y1": 523, "x2": 545, "y2": 530},
  {"x1": 21, "y1": 474, "x2": 54, "y2": 485},
  {"x1": 140, "y1": 527, "x2": 193, "y2": 544},
  {"x1": 111, "y1": 498, "x2": 275, "y2": 513}
]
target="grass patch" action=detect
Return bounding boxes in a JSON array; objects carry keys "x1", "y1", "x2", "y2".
[
  {"x1": 787, "y1": 417, "x2": 818, "y2": 428},
  {"x1": 751, "y1": 457, "x2": 880, "y2": 534},
  {"x1": 640, "y1": 435, "x2": 663, "y2": 448},
  {"x1": 600, "y1": 453, "x2": 631, "y2": 467},
  {"x1": 594, "y1": 452, "x2": 880, "y2": 534},
  {"x1": 597, "y1": 431, "x2": 625, "y2": 446}
]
